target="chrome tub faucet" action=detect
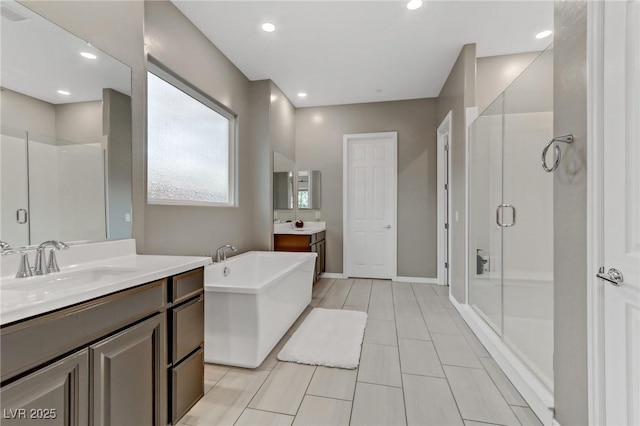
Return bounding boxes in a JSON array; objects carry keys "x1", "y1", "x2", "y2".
[{"x1": 215, "y1": 244, "x2": 237, "y2": 263}]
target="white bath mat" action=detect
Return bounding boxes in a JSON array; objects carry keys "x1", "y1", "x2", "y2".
[{"x1": 277, "y1": 308, "x2": 368, "y2": 369}]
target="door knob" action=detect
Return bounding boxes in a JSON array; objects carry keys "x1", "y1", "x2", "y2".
[
  {"x1": 383, "y1": 225, "x2": 391, "y2": 229},
  {"x1": 597, "y1": 267, "x2": 624, "y2": 286}
]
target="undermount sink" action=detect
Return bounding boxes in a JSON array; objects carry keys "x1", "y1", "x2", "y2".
[{"x1": 1, "y1": 266, "x2": 140, "y2": 292}]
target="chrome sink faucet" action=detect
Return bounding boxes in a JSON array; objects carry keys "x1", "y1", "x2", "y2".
[
  {"x1": 34, "y1": 240, "x2": 69, "y2": 275},
  {"x1": 215, "y1": 244, "x2": 237, "y2": 263},
  {"x1": 0, "y1": 241, "x2": 11, "y2": 253},
  {"x1": 1, "y1": 241, "x2": 32, "y2": 279}
]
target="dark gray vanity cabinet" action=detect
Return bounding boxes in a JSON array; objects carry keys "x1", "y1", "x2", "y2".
[
  {"x1": 0, "y1": 349, "x2": 89, "y2": 426},
  {"x1": 0, "y1": 267, "x2": 207, "y2": 426},
  {"x1": 0, "y1": 280, "x2": 169, "y2": 426},
  {"x1": 91, "y1": 314, "x2": 165, "y2": 426}
]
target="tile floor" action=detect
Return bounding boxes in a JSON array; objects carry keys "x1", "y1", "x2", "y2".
[{"x1": 178, "y1": 279, "x2": 543, "y2": 426}]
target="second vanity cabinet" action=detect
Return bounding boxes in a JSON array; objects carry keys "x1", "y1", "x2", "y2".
[
  {"x1": 274, "y1": 231, "x2": 326, "y2": 280},
  {"x1": 0, "y1": 267, "x2": 205, "y2": 426}
]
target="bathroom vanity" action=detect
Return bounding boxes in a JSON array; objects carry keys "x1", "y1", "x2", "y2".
[
  {"x1": 0, "y1": 240, "x2": 210, "y2": 426},
  {"x1": 274, "y1": 222, "x2": 326, "y2": 280}
]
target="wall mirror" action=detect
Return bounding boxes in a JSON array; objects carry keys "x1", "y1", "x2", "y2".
[
  {"x1": 0, "y1": 0, "x2": 132, "y2": 248},
  {"x1": 297, "y1": 170, "x2": 321, "y2": 210},
  {"x1": 273, "y1": 151, "x2": 295, "y2": 216}
]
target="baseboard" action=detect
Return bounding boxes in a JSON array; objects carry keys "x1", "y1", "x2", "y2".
[
  {"x1": 320, "y1": 272, "x2": 346, "y2": 279},
  {"x1": 395, "y1": 276, "x2": 438, "y2": 284},
  {"x1": 320, "y1": 274, "x2": 438, "y2": 284},
  {"x1": 449, "y1": 295, "x2": 555, "y2": 426}
]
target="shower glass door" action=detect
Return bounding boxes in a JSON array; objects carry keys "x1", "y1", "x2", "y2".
[
  {"x1": 502, "y1": 47, "x2": 554, "y2": 390},
  {"x1": 469, "y1": 45, "x2": 554, "y2": 391},
  {"x1": 469, "y1": 94, "x2": 504, "y2": 334}
]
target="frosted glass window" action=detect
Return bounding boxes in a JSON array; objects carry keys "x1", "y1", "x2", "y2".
[{"x1": 147, "y1": 69, "x2": 235, "y2": 206}]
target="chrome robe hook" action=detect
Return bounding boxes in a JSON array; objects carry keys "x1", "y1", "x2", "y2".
[{"x1": 541, "y1": 134, "x2": 574, "y2": 172}]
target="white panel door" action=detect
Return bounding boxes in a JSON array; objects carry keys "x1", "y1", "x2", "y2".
[
  {"x1": 602, "y1": 2, "x2": 640, "y2": 425},
  {"x1": 344, "y1": 132, "x2": 397, "y2": 279}
]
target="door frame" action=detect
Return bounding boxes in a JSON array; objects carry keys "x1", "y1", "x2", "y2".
[
  {"x1": 586, "y1": 1, "x2": 606, "y2": 424},
  {"x1": 437, "y1": 112, "x2": 452, "y2": 286},
  {"x1": 342, "y1": 132, "x2": 398, "y2": 280}
]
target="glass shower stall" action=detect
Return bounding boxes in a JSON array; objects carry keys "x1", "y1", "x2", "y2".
[
  {"x1": 0, "y1": 126, "x2": 107, "y2": 247},
  {"x1": 468, "y1": 46, "x2": 554, "y2": 393}
]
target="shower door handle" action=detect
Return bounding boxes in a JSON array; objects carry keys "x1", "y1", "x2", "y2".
[
  {"x1": 16, "y1": 209, "x2": 28, "y2": 224},
  {"x1": 496, "y1": 204, "x2": 516, "y2": 228}
]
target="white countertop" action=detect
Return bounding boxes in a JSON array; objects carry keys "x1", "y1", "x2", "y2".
[
  {"x1": 0, "y1": 239, "x2": 211, "y2": 325},
  {"x1": 273, "y1": 221, "x2": 326, "y2": 235}
]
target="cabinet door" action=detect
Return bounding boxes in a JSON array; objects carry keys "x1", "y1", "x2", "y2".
[
  {"x1": 91, "y1": 314, "x2": 166, "y2": 426},
  {"x1": 0, "y1": 349, "x2": 88, "y2": 426}
]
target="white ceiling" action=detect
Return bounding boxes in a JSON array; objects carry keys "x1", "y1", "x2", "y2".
[
  {"x1": 172, "y1": 1, "x2": 553, "y2": 108},
  {"x1": 1, "y1": 1, "x2": 130, "y2": 105}
]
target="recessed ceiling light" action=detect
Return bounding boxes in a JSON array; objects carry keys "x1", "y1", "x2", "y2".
[
  {"x1": 80, "y1": 52, "x2": 97, "y2": 59},
  {"x1": 297, "y1": 92, "x2": 307, "y2": 98},
  {"x1": 57, "y1": 90, "x2": 70, "y2": 96},
  {"x1": 261, "y1": 23, "x2": 276, "y2": 33},
  {"x1": 536, "y1": 30, "x2": 553, "y2": 39},
  {"x1": 407, "y1": 0, "x2": 423, "y2": 10}
]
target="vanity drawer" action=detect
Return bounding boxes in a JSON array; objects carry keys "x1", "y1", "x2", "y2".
[
  {"x1": 171, "y1": 347, "x2": 204, "y2": 425},
  {"x1": 1, "y1": 279, "x2": 165, "y2": 383},
  {"x1": 170, "y1": 295, "x2": 204, "y2": 363},
  {"x1": 170, "y1": 268, "x2": 204, "y2": 304},
  {"x1": 274, "y1": 234, "x2": 311, "y2": 251}
]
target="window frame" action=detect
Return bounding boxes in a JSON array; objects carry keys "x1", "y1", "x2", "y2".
[{"x1": 146, "y1": 59, "x2": 238, "y2": 207}]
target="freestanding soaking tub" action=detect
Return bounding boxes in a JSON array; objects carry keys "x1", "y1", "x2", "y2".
[{"x1": 204, "y1": 251, "x2": 317, "y2": 368}]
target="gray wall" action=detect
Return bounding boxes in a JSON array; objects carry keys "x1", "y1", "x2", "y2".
[
  {"x1": 270, "y1": 82, "x2": 296, "y2": 161},
  {"x1": 247, "y1": 79, "x2": 297, "y2": 248},
  {"x1": 248, "y1": 79, "x2": 273, "y2": 250},
  {"x1": 269, "y1": 82, "x2": 297, "y2": 232},
  {"x1": 553, "y1": 1, "x2": 588, "y2": 424},
  {"x1": 0, "y1": 88, "x2": 56, "y2": 137},
  {"x1": 55, "y1": 101, "x2": 102, "y2": 144},
  {"x1": 2, "y1": 87, "x2": 105, "y2": 145},
  {"x1": 437, "y1": 43, "x2": 476, "y2": 303},
  {"x1": 295, "y1": 98, "x2": 438, "y2": 277},
  {"x1": 476, "y1": 52, "x2": 541, "y2": 113},
  {"x1": 103, "y1": 88, "x2": 133, "y2": 240},
  {"x1": 143, "y1": 0, "x2": 271, "y2": 256}
]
